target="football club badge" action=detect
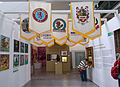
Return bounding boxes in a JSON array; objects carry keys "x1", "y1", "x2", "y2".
[
  {"x1": 29, "y1": 1, "x2": 51, "y2": 33},
  {"x1": 32, "y1": 8, "x2": 48, "y2": 23},
  {"x1": 76, "y1": 6, "x2": 89, "y2": 25},
  {"x1": 53, "y1": 18, "x2": 66, "y2": 32},
  {"x1": 21, "y1": 17, "x2": 31, "y2": 33}
]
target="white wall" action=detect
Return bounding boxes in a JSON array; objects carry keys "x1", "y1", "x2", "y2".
[
  {"x1": 87, "y1": 14, "x2": 120, "y2": 87},
  {"x1": 70, "y1": 44, "x2": 85, "y2": 68},
  {"x1": 0, "y1": 12, "x2": 31, "y2": 87}
]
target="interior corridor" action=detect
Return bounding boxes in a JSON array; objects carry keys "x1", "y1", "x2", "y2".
[{"x1": 24, "y1": 69, "x2": 98, "y2": 87}]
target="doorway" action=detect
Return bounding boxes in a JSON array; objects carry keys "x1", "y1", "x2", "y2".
[{"x1": 75, "y1": 52, "x2": 85, "y2": 71}]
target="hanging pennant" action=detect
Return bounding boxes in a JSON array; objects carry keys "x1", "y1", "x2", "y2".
[
  {"x1": 86, "y1": 13, "x2": 101, "y2": 40},
  {"x1": 69, "y1": 22, "x2": 83, "y2": 43},
  {"x1": 79, "y1": 38, "x2": 89, "y2": 46},
  {"x1": 51, "y1": 14, "x2": 68, "y2": 41},
  {"x1": 33, "y1": 34, "x2": 43, "y2": 45},
  {"x1": 66, "y1": 38, "x2": 76, "y2": 47},
  {"x1": 20, "y1": 14, "x2": 36, "y2": 41},
  {"x1": 30, "y1": 39, "x2": 45, "y2": 47},
  {"x1": 40, "y1": 30, "x2": 54, "y2": 44},
  {"x1": 47, "y1": 41, "x2": 54, "y2": 47},
  {"x1": 55, "y1": 39, "x2": 67, "y2": 46},
  {"x1": 70, "y1": 2, "x2": 95, "y2": 37},
  {"x1": 29, "y1": 1, "x2": 51, "y2": 33}
]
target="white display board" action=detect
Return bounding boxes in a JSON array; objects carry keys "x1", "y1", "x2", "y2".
[{"x1": 0, "y1": 12, "x2": 31, "y2": 87}]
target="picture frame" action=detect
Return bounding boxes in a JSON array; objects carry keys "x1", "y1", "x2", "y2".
[
  {"x1": 62, "y1": 56, "x2": 67, "y2": 63},
  {"x1": 61, "y1": 51, "x2": 67, "y2": 56},
  {"x1": 25, "y1": 44, "x2": 28, "y2": 53},
  {"x1": 14, "y1": 40, "x2": 19, "y2": 52},
  {"x1": 13, "y1": 54, "x2": 19, "y2": 67},
  {"x1": 0, "y1": 54, "x2": 9, "y2": 71},
  {"x1": 20, "y1": 55, "x2": 24, "y2": 66},
  {"x1": 0, "y1": 35, "x2": 10, "y2": 52},
  {"x1": 25, "y1": 55, "x2": 28, "y2": 64},
  {"x1": 20, "y1": 42, "x2": 24, "y2": 53}
]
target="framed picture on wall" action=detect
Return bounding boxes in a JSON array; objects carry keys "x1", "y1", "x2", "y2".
[
  {"x1": 0, "y1": 54, "x2": 9, "y2": 71},
  {"x1": 20, "y1": 55, "x2": 24, "y2": 66},
  {"x1": 13, "y1": 54, "x2": 19, "y2": 67},
  {"x1": 25, "y1": 44, "x2": 28, "y2": 53},
  {"x1": 61, "y1": 51, "x2": 67, "y2": 56},
  {"x1": 25, "y1": 55, "x2": 28, "y2": 64},
  {"x1": 62, "y1": 56, "x2": 67, "y2": 63},
  {"x1": 0, "y1": 35, "x2": 10, "y2": 52},
  {"x1": 86, "y1": 47, "x2": 94, "y2": 67},
  {"x1": 20, "y1": 42, "x2": 24, "y2": 53},
  {"x1": 14, "y1": 40, "x2": 19, "y2": 52}
]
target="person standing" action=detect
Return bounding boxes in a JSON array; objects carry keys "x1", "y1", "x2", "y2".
[{"x1": 78, "y1": 58, "x2": 89, "y2": 81}]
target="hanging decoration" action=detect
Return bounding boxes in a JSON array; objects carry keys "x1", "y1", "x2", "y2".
[
  {"x1": 29, "y1": 1, "x2": 51, "y2": 33},
  {"x1": 51, "y1": 14, "x2": 68, "y2": 41},
  {"x1": 66, "y1": 38, "x2": 76, "y2": 47},
  {"x1": 70, "y1": 2, "x2": 95, "y2": 37},
  {"x1": 86, "y1": 13, "x2": 101, "y2": 40},
  {"x1": 79, "y1": 37, "x2": 89, "y2": 46},
  {"x1": 40, "y1": 30, "x2": 54, "y2": 44},
  {"x1": 55, "y1": 39, "x2": 67, "y2": 46},
  {"x1": 33, "y1": 34, "x2": 43, "y2": 45},
  {"x1": 69, "y1": 22, "x2": 83, "y2": 43},
  {"x1": 20, "y1": 14, "x2": 36, "y2": 41},
  {"x1": 47, "y1": 41, "x2": 54, "y2": 47}
]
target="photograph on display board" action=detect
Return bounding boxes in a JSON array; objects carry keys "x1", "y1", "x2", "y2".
[
  {"x1": 13, "y1": 54, "x2": 19, "y2": 67},
  {"x1": 0, "y1": 54, "x2": 9, "y2": 71},
  {"x1": 14, "y1": 40, "x2": 19, "y2": 52},
  {"x1": 25, "y1": 55, "x2": 28, "y2": 64},
  {"x1": 20, "y1": 42, "x2": 24, "y2": 53},
  {"x1": 20, "y1": 55, "x2": 24, "y2": 66},
  {"x1": 0, "y1": 35, "x2": 10, "y2": 52},
  {"x1": 25, "y1": 44, "x2": 28, "y2": 53},
  {"x1": 61, "y1": 51, "x2": 67, "y2": 56}
]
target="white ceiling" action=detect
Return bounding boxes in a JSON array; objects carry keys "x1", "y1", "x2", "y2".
[{"x1": 0, "y1": 0, "x2": 111, "y2": 2}]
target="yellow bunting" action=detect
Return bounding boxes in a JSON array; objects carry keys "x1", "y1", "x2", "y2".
[
  {"x1": 86, "y1": 13, "x2": 102, "y2": 40},
  {"x1": 20, "y1": 14, "x2": 36, "y2": 41},
  {"x1": 69, "y1": 22, "x2": 83, "y2": 43},
  {"x1": 33, "y1": 34, "x2": 43, "y2": 45},
  {"x1": 70, "y1": 2, "x2": 96, "y2": 37},
  {"x1": 55, "y1": 39, "x2": 67, "y2": 46},
  {"x1": 51, "y1": 14, "x2": 69, "y2": 41},
  {"x1": 40, "y1": 30, "x2": 54, "y2": 44},
  {"x1": 66, "y1": 39, "x2": 77, "y2": 47},
  {"x1": 79, "y1": 38, "x2": 89, "y2": 46}
]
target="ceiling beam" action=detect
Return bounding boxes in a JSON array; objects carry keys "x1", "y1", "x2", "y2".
[{"x1": 3, "y1": 10, "x2": 118, "y2": 14}]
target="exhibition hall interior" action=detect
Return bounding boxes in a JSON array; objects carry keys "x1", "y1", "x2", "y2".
[{"x1": 0, "y1": 0, "x2": 120, "y2": 87}]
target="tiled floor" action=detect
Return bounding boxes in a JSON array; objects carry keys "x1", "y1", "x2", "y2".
[{"x1": 24, "y1": 69, "x2": 99, "y2": 87}]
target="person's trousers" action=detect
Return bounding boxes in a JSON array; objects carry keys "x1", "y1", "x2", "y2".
[{"x1": 80, "y1": 70, "x2": 87, "y2": 81}]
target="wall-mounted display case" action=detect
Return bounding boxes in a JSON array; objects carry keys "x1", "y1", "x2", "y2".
[
  {"x1": 86, "y1": 47, "x2": 94, "y2": 67},
  {"x1": 62, "y1": 56, "x2": 67, "y2": 63}
]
